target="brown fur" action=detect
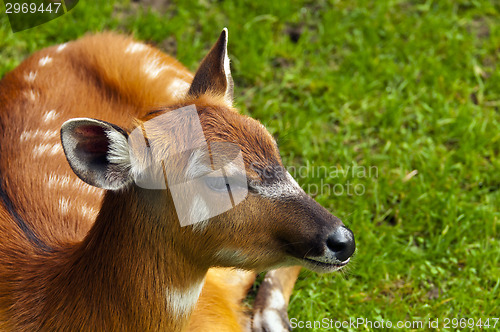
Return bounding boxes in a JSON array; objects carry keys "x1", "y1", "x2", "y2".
[
  {"x1": 0, "y1": 32, "x2": 348, "y2": 331},
  {"x1": 0, "y1": 32, "x2": 256, "y2": 331}
]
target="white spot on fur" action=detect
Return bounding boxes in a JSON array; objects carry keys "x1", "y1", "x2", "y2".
[
  {"x1": 38, "y1": 56, "x2": 53, "y2": 67},
  {"x1": 125, "y1": 42, "x2": 148, "y2": 54},
  {"x1": 143, "y1": 57, "x2": 169, "y2": 79},
  {"x1": 24, "y1": 90, "x2": 38, "y2": 101},
  {"x1": 75, "y1": 180, "x2": 104, "y2": 196},
  {"x1": 46, "y1": 173, "x2": 103, "y2": 197},
  {"x1": 24, "y1": 71, "x2": 37, "y2": 83},
  {"x1": 47, "y1": 173, "x2": 72, "y2": 189},
  {"x1": 56, "y1": 43, "x2": 67, "y2": 52},
  {"x1": 169, "y1": 78, "x2": 190, "y2": 99},
  {"x1": 20, "y1": 129, "x2": 58, "y2": 142},
  {"x1": 166, "y1": 280, "x2": 205, "y2": 318},
  {"x1": 32, "y1": 144, "x2": 51, "y2": 158},
  {"x1": 142, "y1": 56, "x2": 189, "y2": 80},
  {"x1": 81, "y1": 205, "x2": 98, "y2": 220},
  {"x1": 43, "y1": 110, "x2": 58, "y2": 123},
  {"x1": 49, "y1": 143, "x2": 63, "y2": 155},
  {"x1": 59, "y1": 197, "x2": 70, "y2": 215},
  {"x1": 254, "y1": 171, "x2": 302, "y2": 199},
  {"x1": 32, "y1": 143, "x2": 62, "y2": 158}
]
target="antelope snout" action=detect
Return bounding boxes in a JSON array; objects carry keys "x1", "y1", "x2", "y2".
[{"x1": 326, "y1": 226, "x2": 356, "y2": 262}]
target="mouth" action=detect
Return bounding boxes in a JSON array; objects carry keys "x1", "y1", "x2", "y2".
[{"x1": 300, "y1": 257, "x2": 350, "y2": 273}]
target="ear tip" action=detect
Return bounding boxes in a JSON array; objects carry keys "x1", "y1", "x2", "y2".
[
  {"x1": 61, "y1": 118, "x2": 102, "y2": 130},
  {"x1": 61, "y1": 118, "x2": 87, "y2": 131},
  {"x1": 221, "y1": 27, "x2": 228, "y2": 40}
]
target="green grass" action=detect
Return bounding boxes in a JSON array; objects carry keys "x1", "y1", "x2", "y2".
[{"x1": 1, "y1": 0, "x2": 499, "y2": 330}]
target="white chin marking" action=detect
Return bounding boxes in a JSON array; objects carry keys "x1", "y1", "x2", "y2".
[{"x1": 301, "y1": 258, "x2": 347, "y2": 273}]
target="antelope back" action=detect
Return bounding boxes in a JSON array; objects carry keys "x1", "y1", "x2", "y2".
[{"x1": 0, "y1": 33, "x2": 193, "y2": 246}]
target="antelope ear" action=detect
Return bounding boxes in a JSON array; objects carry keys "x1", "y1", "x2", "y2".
[
  {"x1": 188, "y1": 28, "x2": 233, "y2": 104},
  {"x1": 60, "y1": 118, "x2": 132, "y2": 190}
]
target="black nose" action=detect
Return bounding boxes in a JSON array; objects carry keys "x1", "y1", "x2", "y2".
[{"x1": 326, "y1": 226, "x2": 355, "y2": 262}]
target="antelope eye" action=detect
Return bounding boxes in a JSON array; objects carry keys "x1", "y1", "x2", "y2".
[
  {"x1": 204, "y1": 177, "x2": 228, "y2": 192},
  {"x1": 204, "y1": 175, "x2": 248, "y2": 192}
]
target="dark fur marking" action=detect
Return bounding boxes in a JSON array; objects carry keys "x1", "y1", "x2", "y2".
[{"x1": 0, "y1": 169, "x2": 52, "y2": 252}]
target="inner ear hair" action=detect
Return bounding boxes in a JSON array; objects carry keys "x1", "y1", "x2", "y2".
[{"x1": 60, "y1": 118, "x2": 132, "y2": 190}]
